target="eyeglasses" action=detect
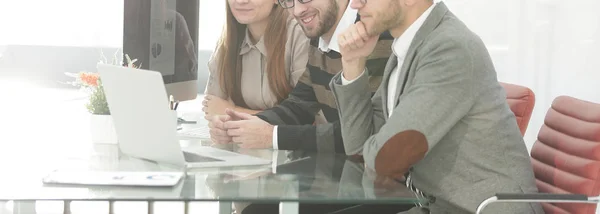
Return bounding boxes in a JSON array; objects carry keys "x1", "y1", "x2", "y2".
[
  {"x1": 277, "y1": 0, "x2": 312, "y2": 9},
  {"x1": 278, "y1": 0, "x2": 367, "y2": 9}
]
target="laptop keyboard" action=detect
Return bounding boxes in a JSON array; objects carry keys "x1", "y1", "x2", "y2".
[
  {"x1": 178, "y1": 127, "x2": 210, "y2": 139},
  {"x1": 182, "y1": 151, "x2": 224, "y2": 163}
]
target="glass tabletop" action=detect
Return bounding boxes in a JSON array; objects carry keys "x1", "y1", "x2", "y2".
[
  {"x1": 0, "y1": 90, "x2": 421, "y2": 206},
  {"x1": 0, "y1": 146, "x2": 419, "y2": 205}
]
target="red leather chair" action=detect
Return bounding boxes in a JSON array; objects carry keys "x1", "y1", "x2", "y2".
[
  {"x1": 477, "y1": 96, "x2": 600, "y2": 214},
  {"x1": 500, "y1": 82, "x2": 536, "y2": 136}
]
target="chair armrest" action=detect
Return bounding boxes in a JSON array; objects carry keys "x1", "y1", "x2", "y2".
[
  {"x1": 496, "y1": 193, "x2": 587, "y2": 201},
  {"x1": 476, "y1": 193, "x2": 599, "y2": 214}
]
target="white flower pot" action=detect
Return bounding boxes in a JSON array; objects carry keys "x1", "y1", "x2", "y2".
[{"x1": 90, "y1": 114, "x2": 118, "y2": 144}]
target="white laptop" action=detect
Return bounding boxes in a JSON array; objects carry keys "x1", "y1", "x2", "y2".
[{"x1": 97, "y1": 64, "x2": 271, "y2": 168}]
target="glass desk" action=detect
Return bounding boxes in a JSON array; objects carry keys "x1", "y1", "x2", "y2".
[
  {"x1": 0, "y1": 90, "x2": 421, "y2": 214},
  {"x1": 0, "y1": 146, "x2": 420, "y2": 214}
]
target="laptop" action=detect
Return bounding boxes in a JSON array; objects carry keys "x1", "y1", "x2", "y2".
[{"x1": 97, "y1": 64, "x2": 271, "y2": 168}]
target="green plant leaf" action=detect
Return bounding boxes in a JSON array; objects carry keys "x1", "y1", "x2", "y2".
[{"x1": 85, "y1": 81, "x2": 110, "y2": 115}]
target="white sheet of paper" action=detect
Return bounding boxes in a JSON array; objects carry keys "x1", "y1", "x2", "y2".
[{"x1": 43, "y1": 170, "x2": 184, "y2": 187}]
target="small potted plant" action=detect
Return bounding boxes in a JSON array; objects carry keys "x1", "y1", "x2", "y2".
[{"x1": 65, "y1": 50, "x2": 139, "y2": 144}]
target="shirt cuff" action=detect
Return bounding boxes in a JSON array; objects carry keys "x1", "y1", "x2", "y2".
[
  {"x1": 271, "y1": 150, "x2": 279, "y2": 174},
  {"x1": 341, "y1": 70, "x2": 366, "y2": 85},
  {"x1": 272, "y1": 126, "x2": 278, "y2": 150}
]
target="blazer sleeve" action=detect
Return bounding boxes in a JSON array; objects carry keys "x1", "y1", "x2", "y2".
[
  {"x1": 330, "y1": 68, "x2": 387, "y2": 156},
  {"x1": 256, "y1": 69, "x2": 338, "y2": 152},
  {"x1": 331, "y1": 38, "x2": 480, "y2": 179}
]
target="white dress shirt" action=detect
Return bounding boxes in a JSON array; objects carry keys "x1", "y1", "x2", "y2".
[
  {"x1": 341, "y1": 3, "x2": 437, "y2": 117},
  {"x1": 272, "y1": 4, "x2": 358, "y2": 149}
]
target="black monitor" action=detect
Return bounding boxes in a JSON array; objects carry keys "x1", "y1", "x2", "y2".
[{"x1": 123, "y1": 0, "x2": 199, "y2": 101}]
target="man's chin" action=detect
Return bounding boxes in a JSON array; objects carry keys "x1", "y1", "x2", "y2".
[
  {"x1": 361, "y1": 22, "x2": 377, "y2": 37},
  {"x1": 367, "y1": 30, "x2": 381, "y2": 38},
  {"x1": 301, "y1": 28, "x2": 322, "y2": 39},
  {"x1": 367, "y1": 25, "x2": 387, "y2": 38},
  {"x1": 305, "y1": 33, "x2": 321, "y2": 39}
]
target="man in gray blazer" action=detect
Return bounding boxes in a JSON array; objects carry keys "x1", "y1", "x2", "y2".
[{"x1": 330, "y1": 0, "x2": 544, "y2": 213}]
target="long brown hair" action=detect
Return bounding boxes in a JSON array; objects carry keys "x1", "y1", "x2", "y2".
[{"x1": 215, "y1": 3, "x2": 291, "y2": 107}]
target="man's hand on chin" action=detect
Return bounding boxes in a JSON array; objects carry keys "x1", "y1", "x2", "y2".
[
  {"x1": 338, "y1": 21, "x2": 379, "y2": 80},
  {"x1": 223, "y1": 109, "x2": 274, "y2": 149}
]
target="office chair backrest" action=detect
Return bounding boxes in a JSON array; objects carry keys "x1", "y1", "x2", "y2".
[
  {"x1": 530, "y1": 96, "x2": 600, "y2": 214},
  {"x1": 500, "y1": 82, "x2": 536, "y2": 136}
]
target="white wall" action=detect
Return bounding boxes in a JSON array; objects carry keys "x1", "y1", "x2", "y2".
[
  {"x1": 0, "y1": 0, "x2": 225, "y2": 50},
  {"x1": 0, "y1": 0, "x2": 224, "y2": 91},
  {"x1": 444, "y1": 0, "x2": 600, "y2": 151}
]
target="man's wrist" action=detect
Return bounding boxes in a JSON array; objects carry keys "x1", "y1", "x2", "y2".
[{"x1": 342, "y1": 57, "x2": 367, "y2": 80}]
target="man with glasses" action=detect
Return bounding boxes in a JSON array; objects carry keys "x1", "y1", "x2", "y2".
[
  {"x1": 209, "y1": 0, "x2": 415, "y2": 213},
  {"x1": 330, "y1": 0, "x2": 544, "y2": 213},
  {"x1": 210, "y1": 0, "x2": 391, "y2": 165}
]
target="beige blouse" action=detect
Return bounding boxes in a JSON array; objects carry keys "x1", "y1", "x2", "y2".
[{"x1": 205, "y1": 18, "x2": 310, "y2": 110}]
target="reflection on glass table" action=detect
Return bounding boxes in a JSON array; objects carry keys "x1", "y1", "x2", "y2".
[
  {"x1": 204, "y1": 151, "x2": 417, "y2": 203},
  {"x1": 0, "y1": 146, "x2": 420, "y2": 214}
]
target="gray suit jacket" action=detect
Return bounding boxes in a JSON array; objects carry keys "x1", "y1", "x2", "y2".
[{"x1": 330, "y1": 2, "x2": 543, "y2": 213}]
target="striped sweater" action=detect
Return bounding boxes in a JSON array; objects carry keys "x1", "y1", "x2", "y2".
[{"x1": 256, "y1": 33, "x2": 393, "y2": 153}]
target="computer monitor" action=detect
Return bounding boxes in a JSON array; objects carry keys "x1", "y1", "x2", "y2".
[{"x1": 123, "y1": 0, "x2": 199, "y2": 102}]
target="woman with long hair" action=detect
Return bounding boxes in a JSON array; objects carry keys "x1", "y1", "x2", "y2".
[{"x1": 203, "y1": 0, "x2": 309, "y2": 117}]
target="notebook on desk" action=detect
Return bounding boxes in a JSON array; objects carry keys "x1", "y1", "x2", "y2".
[{"x1": 42, "y1": 170, "x2": 184, "y2": 187}]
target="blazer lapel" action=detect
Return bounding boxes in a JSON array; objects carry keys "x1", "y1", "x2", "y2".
[
  {"x1": 381, "y1": 54, "x2": 398, "y2": 118},
  {"x1": 392, "y1": 2, "x2": 450, "y2": 107}
]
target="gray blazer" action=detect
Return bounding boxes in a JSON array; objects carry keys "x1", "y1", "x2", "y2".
[{"x1": 330, "y1": 2, "x2": 543, "y2": 213}]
